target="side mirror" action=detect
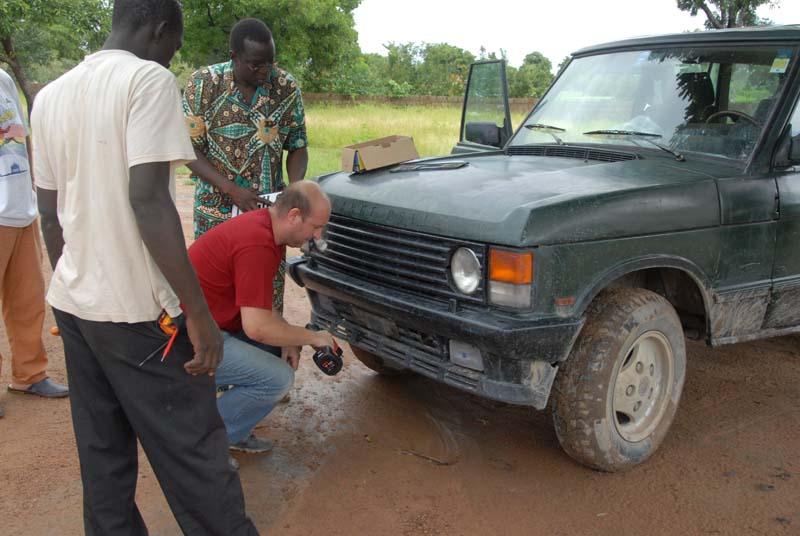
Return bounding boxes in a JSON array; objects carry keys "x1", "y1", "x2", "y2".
[
  {"x1": 774, "y1": 125, "x2": 800, "y2": 169},
  {"x1": 465, "y1": 121, "x2": 502, "y2": 147}
]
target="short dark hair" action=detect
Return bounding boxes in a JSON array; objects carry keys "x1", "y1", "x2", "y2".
[
  {"x1": 274, "y1": 184, "x2": 312, "y2": 219},
  {"x1": 229, "y1": 18, "x2": 273, "y2": 55},
  {"x1": 112, "y1": 0, "x2": 183, "y2": 34}
]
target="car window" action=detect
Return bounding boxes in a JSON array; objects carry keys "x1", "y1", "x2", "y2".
[
  {"x1": 462, "y1": 62, "x2": 508, "y2": 139},
  {"x1": 511, "y1": 46, "x2": 795, "y2": 162}
]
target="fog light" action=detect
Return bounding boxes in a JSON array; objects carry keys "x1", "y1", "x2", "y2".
[
  {"x1": 449, "y1": 340, "x2": 484, "y2": 371},
  {"x1": 490, "y1": 281, "x2": 532, "y2": 308}
]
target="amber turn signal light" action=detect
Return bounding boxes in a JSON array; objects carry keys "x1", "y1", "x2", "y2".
[{"x1": 489, "y1": 249, "x2": 533, "y2": 284}]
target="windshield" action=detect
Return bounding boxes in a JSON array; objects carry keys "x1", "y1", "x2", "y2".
[{"x1": 510, "y1": 45, "x2": 794, "y2": 161}]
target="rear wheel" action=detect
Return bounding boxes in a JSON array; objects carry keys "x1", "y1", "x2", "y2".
[
  {"x1": 350, "y1": 345, "x2": 408, "y2": 376},
  {"x1": 551, "y1": 287, "x2": 686, "y2": 471}
]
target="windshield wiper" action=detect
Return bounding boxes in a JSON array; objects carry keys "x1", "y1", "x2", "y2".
[
  {"x1": 582, "y1": 129, "x2": 685, "y2": 162},
  {"x1": 525, "y1": 123, "x2": 566, "y2": 145}
]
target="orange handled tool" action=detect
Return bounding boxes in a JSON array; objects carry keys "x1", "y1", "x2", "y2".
[{"x1": 138, "y1": 311, "x2": 179, "y2": 367}]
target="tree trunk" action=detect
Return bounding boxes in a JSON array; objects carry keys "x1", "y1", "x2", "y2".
[
  {"x1": 1, "y1": 37, "x2": 34, "y2": 120},
  {"x1": 698, "y1": 2, "x2": 723, "y2": 29}
]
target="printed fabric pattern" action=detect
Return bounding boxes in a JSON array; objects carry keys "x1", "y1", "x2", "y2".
[
  {"x1": 183, "y1": 61, "x2": 307, "y2": 237},
  {"x1": 183, "y1": 61, "x2": 306, "y2": 314},
  {"x1": 0, "y1": 93, "x2": 28, "y2": 184}
]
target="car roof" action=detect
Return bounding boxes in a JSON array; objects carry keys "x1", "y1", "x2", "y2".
[{"x1": 573, "y1": 24, "x2": 800, "y2": 57}]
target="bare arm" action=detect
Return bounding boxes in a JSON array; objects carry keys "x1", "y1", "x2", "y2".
[
  {"x1": 37, "y1": 188, "x2": 63, "y2": 270},
  {"x1": 186, "y1": 147, "x2": 261, "y2": 211},
  {"x1": 286, "y1": 147, "x2": 308, "y2": 183},
  {"x1": 241, "y1": 306, "x2": 333, "y2": 349},
  {"x1": 129, "y1": 161, "x2": 223, "y2": 376}
]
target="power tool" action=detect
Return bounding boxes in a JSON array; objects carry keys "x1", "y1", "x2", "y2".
[{"x1": 306, "y1": 324, "x2": 343, "y2": 376}]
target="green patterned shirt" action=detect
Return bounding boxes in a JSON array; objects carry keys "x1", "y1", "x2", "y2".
[{"x1": 182, "y1": 61, "x2": 307, "y2": 238}]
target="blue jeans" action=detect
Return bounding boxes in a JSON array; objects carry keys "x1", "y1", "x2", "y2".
[{"x1": 215, "y1": 331, "x2": 294, "y2": 445}]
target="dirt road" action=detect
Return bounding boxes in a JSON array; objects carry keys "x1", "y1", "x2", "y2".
[{"x1": 1, "y1": 180, "x2": 798, "y2": 535}]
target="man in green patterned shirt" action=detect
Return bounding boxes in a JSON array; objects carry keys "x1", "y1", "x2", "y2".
[{"x1": 183, "y1": 18, "x2": 308, "y2": 314}]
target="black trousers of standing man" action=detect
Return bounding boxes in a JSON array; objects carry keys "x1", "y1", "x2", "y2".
[{"x1": 54, "y1": 308, "x2": 259, "y2": 536}]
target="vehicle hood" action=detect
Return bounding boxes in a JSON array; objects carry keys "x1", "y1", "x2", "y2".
[{"x1": 319, "y1": 152, "x2": 726, "y2": 246}]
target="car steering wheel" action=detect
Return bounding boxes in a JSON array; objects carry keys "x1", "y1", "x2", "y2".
[{"x1": 705, "y1": 110, "x2": 760, "y2": 126}]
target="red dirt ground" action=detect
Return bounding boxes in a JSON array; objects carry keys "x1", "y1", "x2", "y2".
[{"x1": 1, "y1": 179, "x2": 798, "y2": 535}]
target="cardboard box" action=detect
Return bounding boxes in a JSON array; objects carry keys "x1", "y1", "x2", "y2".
[{"x1": 341, "y1": 135, "x2": 420, "y2": 173}]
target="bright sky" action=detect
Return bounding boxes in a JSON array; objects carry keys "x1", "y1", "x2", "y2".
[{"x1": 354, "y1": 0, "x2": 800, "y2": 70}]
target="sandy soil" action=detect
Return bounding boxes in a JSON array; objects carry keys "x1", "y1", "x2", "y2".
[{"x1": 1, "y1": 179, "x2": 799, "y2": 535}]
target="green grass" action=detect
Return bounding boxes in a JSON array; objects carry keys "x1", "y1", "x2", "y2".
[
  {"x1": 304, "y1": 103, "x2": 526, "y2": 178},
  {"x1": 179, "y1": 103, "x2": 527, "y2": 180}
]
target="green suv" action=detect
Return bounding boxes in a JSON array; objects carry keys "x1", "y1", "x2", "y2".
[{"x1": 289, "y1": 25, "x2": 800, "y2": 471}]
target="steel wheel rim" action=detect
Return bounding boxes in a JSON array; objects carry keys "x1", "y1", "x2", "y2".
[{"x1": 612, "y1": 330, "x2": 674, "y2": 442}]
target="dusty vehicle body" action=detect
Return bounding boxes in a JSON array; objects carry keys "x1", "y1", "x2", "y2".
[{"x1": 290, "y1": 26, "x2": 800, "y2": 470}]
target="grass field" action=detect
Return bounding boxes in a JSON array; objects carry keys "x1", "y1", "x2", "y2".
[
  {"x1": 180, "y1": 102, "x2": 527, "y2": 180},
  {"x1": 305, "y1": 103, "x2": 527, "y2": 178}
]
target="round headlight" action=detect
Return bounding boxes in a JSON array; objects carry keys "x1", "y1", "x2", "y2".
[{"x1": 451, "y1": 248, "x2": 481, "y2": 295}]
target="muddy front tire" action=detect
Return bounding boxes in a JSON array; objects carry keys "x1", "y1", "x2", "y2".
[
  {"x1": 551, "y1": 288, "x2": 686, "y2": 472},
  {"x1": 350, "y1": 345, "x2": 408, "y2": 376}
]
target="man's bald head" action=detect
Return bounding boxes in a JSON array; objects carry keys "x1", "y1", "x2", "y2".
[
  {"x1": 271, "y1": 181, "x2": 331, "y2": 248},
  {"x1": 273, "y1": 181, "x2": 330, "y2": 218}
]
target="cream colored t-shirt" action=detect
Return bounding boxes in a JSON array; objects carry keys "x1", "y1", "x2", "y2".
[{"x1": 32, "y1": 50, "x2": 195, "y2": 323}]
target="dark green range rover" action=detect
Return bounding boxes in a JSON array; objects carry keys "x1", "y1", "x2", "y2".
[{"x1": 290, "y1": 26, "x2": 800, "y2": 471}]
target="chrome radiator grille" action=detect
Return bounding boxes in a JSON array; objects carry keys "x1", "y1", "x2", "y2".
[{"x1": 310, "y1": 215, "x2": 486, "y2": 304}]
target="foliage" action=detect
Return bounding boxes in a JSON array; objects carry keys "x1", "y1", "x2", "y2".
[
  {"x1": 169, "y1": 53, "x2": 201, "y2": 91},
  {"x1": 362, "y1": 42, "x2": 555, "y2": 98},
  {"x1": 0, "y1": 0, "x2": 110, "y2": 101},
  {"x1": 370, "y1": 42, "x2": 477, "y2": 96},
  {"x1": 0, "y1": 0, "x2": 109, "y2": 67},
  {"x1": 507, "y1": 51, "x2": 555, "y2": 98},
  {"x1": 416, "y1": 43, "x2": 475, "y2": 96},
  {"x1": 675, "y1": 0, "x2": 779, "y2": 28},
  {"x1": 0, "y1": 0, "x2": 553, "y2": 106},
  {"x1": 386, "y1": 79, "x2": 413, "y2": 98},
  {"x1": 384, "y1": 42, "x2": 421, "y2": 89},
  {"x1": 317, "y1": 52, "x2": 387, "y2": 96},
  {"x1": 179, "y1": 0, "x2": 362, "y2": 93}
]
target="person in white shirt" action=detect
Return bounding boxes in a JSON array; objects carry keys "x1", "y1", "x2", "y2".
[
  {"x1": 32, "y1": 1, "x2": 258, "y2": 534},
  {"x1": 0, "y1": 67, "x2": 68, "y2": 418}
]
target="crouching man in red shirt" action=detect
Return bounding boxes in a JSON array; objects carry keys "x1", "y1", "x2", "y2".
[{"x1": 188, "y1": 181, "x2": 335, "y2": 459}]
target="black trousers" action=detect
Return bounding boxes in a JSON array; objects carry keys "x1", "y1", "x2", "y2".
[{"x1": 54, "y1": 309, "x2": 259, "y2": 536}]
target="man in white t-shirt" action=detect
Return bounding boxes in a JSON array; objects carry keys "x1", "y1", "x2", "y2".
[
  {"x1": 31, "y1": 1, "x2": 258, "y2": 534},
  {"x1": 0, "y1": 67, "x2": 68, "y2": 419}
]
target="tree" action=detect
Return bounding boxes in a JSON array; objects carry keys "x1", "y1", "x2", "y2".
[
  {"x1": 180, "y1": 0, "x2": 362, "y2": 92},
  {"x1": 507, "y1": 51, "x2": 554, "y2": 98},
  {"x1": 0, "y1": 0, "x2": 109, "y2": 110},
  {"x1": 323, "y1": 52, "x2": 388, "y2": 96},
  {"x1": 383, "y1": 42, "x2": 422, "y2": 91},
  {"x1": 676, "y1": 0, "x2": 779, "y2": 28},
  {"x1": 417, "y1": 43, "x2": 475, "y2": 96}
]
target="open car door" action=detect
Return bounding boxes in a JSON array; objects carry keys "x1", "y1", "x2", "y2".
[{"x1": 452, "y1": 60, "x2": 512, "y2": 154}]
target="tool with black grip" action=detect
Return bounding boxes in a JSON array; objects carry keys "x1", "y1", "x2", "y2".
[{"x1": 306, "y1": 324, "x2": 343, "y2": 376}]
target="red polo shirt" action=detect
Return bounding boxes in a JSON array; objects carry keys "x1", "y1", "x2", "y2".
[{"x1": 188, "y1": 208, "x2": 282, "y2": 333}]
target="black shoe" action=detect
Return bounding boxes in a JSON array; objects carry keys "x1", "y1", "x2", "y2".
[{"x1": 229, "y1": 434, "x2": 274, "y2": 454}]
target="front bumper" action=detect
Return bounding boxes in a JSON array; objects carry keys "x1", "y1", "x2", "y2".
[{"x1": 289, "y1": 257, "x2": 583, "y2": 409}]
